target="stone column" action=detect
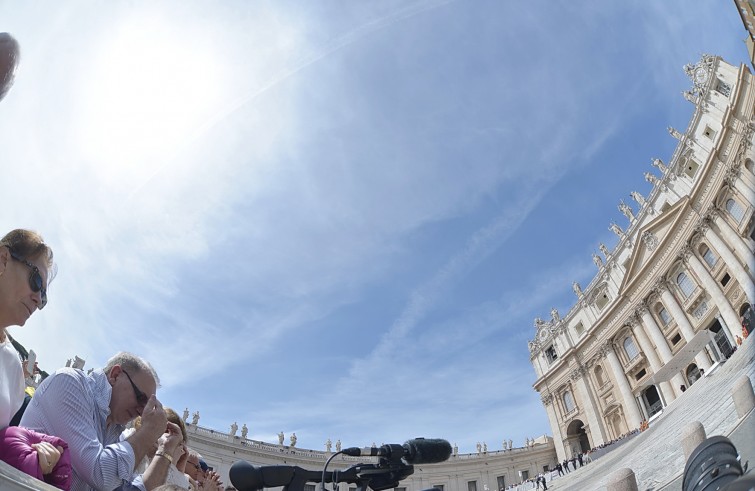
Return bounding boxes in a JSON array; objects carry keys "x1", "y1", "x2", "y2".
[
  {"x1": 542, "y1": 394, "x2": 566, "y2": 463},
  {"x1": 630, "y1": 317, "x2": 677, "y2": 401},
  {"x1": 684, "y1": 251, "x2": 741, "y2": 340},
  {"x1": 638, "y1": 305, "x2": 687, "y2": 392},
  {"x1": 703, "y1": 224, "x2": 755, "y2": 304},
  {"x1": 572, "y1": 366, "x2": 605, "y2": 447},
  {"x1": 710, "y1": 210, "x2": 755, "y2": 280},
  {"x1": 604, "y1": 343, "x2": 643, "y2": 429},
  {"x1": 659, "y1": 286, "x2": 712, "y2": 371}
]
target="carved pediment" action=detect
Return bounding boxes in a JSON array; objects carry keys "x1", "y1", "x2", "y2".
[{"x1": 620, "y1": 197, "x2": 691, "y2": 293}]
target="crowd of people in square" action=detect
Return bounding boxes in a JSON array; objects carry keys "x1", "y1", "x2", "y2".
[{"x1": 0, "y1": 228, "x2": 230, "y2": 490}]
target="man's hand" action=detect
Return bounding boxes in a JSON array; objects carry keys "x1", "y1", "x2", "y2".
[
  {"x1": 139, "y1": 395, "x2": 168, "y2": 442},
  {"x1": 32, "y1": 442, "x2": 64, "y2": 475}
]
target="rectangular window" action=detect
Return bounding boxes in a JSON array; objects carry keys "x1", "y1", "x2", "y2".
[
  {"x1": 703, "y1": 126, "x2": 716, "y2": 140},
  {"x1": 467, "y1": 481, "x2": 477, "y2": 491},
  {"x1": 575, "y1": 322, "x2": 584, "y2": 337},
  {"x1": 721, "y1": 273, "x2": 731, "y2": 287},
  {"x1": 545, "y1": 346, "x2": 558, "y2": 364},
  {"x1": 702, "y1": 247, "x2": 717, "y2": 268},
  {"x1": 395, "y1": 487, "x2": 407, "y2": 491},
  {"x1": 634, "y1": 369, "x2": 647, "y2": 381},
  {"x1": 658, "y1": 307, "x2": 672, "y2": 326},
  {"x1": 304, "y1": 486, "x2": 316, "y2": 491},
  {"x1": 684, "y1": 159, "x2": 700, "y2": 179},
  {"x1": 496, "y1": 476, "x2": 506, "y2": 490},
  {"x1": 520, "y1": 470, "x2": 530, "y2": 481},
  {"x1": 671, "y1": 333, "x2": 682, "y2": 345},
  {"x1": 715, "y1": 79, "x2": 731, "y2": 97}
]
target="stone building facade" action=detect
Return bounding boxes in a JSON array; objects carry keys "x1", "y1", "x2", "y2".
[{"x1": 529, "y1": 55, "x2": 755, "y2": 463}]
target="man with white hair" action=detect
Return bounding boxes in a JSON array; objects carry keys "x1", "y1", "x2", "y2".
[{"x1": 21, "y1": 351, "x2": 181, "y2": 490}]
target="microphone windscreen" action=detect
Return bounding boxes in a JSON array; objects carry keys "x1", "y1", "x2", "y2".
[
  {"x1": 404, "y1": 438, "x2": 452, "y2": 464},
  {"x1": 229, "y1": 461, "x2": 264, "y2": 491}
]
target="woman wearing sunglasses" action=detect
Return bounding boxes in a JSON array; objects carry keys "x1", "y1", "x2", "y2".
[
  {"x1": 0, "y1": 229, "x2": 69, "y2": 489},
  {"x1": 0, "y1": 228, "x2": 54, "y2": 429}
]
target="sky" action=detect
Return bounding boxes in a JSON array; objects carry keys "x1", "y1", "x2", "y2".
[{"x1": 0, "y1": 1, "x2": 747, "y2": 454}]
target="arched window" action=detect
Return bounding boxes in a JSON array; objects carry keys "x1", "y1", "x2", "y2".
[
  {"x1": 677, "y1": 272, "x2": 695, "y2": 298},
  {"x1": 594, "y1": 365, "x2": 605, "y2": 386},
  {"x1": 726, "y1": 198, "x2": 745, "y2": 223},
  {"x1": 657, "y1": 306, "x2": 671, "y2": 326},
  {"x1": 699, "y1": 245, "x2": 717, "y2": 268},
  {"x1": 623, "y1": 336, "x2": 639, "y2": 360},
  {"x1": 563, "y1": 390, "x2": 575, "y2": 412}
]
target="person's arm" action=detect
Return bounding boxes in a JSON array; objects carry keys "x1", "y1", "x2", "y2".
[
  {"x1": 19, "y1": 371, "x2": 136, "y2": 490},
  {"x1": 139, "y1": 422, "x2": 182, "y2": 490},
  {"x1": 126, "y1": 395, "x2": 168, "y2": 465}
]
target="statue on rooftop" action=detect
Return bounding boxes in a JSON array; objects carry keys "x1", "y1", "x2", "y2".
[
  {"x1": 230, "y1": 422, "x2": 238, "y2": 436},
  {"x1": 241, "y1": 424, "x2": 248, "y2": 439},
  {"x1": 278, "y1": 432, "x2": 285, "y2": 445},
  {"x1": 550, "y1": 308, "x2": 560, "y2": 323},
  {"x1": 192, "y1": 411, "x2": 200, "y2": 426},
  {"x1": 609, "y1": 222, "x2": 626, "y2": 240},
  {"x1": 599, "y1": 243, "x2": 610, "y2": 258},
  {"x1": 290, "y1": 433, "x2": 297, "y2": 447},
  {"x1": 618, "y1": 200, "x2": 635, "y2": 221},
  {"x1": 326, "y1": 439, "x2": 332, "y2": 452},
  {"x1": 644, "y1": 172, "x2": 660, "y2": 186},
  {"x1": 572, "y1": 282, "x2": 583, "y2": 298},
  {"x1": 183, "y1": 408, "x2": 189, "y2": 423},
  {"x1": 592, "y1": 253, "x2": 603, "y2": 268},
  {"x1": 630, "y1": 191, "x2": 646, "y2": 206},
  {"x1": 668, "y1": 126, "x2": 683, "y2": 140},
  {"x1": 651, "y1": 157, "x2": 668, "y2": 173},
  {"x1": 336, "y1": 439, "x2": 342, "y2": 452}
]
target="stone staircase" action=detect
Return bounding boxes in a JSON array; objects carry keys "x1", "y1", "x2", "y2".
[{"x1": 545, "y1": 337, "x2": 755, "y2": 491}]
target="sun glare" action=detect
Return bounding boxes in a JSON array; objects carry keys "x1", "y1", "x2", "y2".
[{"x1": 77, "y1": 18, "x2": 224, "y2": 186}]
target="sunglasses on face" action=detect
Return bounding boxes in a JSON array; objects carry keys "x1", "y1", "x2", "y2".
[
  {"x1": 121, "y1": 369, "x2": 149, "y2": 406},
  {"x1": 9, "y1": 250, "x2": 47, "y2": 309}
]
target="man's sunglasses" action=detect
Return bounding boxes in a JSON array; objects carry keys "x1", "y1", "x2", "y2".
[
  {"x1": 122, "y1": 369, "x2": 149, "y2": 406},
  {"x1": 9, "y1": 250, "x2": 47, "y2": 309}
]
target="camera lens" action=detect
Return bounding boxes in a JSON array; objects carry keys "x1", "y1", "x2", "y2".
[{"x1": 682, "y1": 436, "x2": 743, "y2": 491}]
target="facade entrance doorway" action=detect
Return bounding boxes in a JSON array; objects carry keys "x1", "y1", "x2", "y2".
[
  {"x1": 709, "y1": 321, "x2": 734, "y2": 359},
  {"x1": 565, "y1": 419, "x2": 590, "y2": 455},
  {"x1": 686, "y1": 363, "x2": 701, "y2": 385},
  {"x1": 642, "y1": 386, "x2": 663, "y2": 417}
]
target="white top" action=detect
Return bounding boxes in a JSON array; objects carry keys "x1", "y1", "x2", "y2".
[{"x1": 0, "y1": 337, "x2": 24, "y2": 429}]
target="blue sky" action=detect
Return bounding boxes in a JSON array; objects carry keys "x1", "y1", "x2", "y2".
[{"x1": 0, "y1": 1, "x2": 747, "y2": 453}]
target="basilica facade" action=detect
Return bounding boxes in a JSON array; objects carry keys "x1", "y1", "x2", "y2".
[{"x1": 529, "y1": 55, "x2": 755, "y2": 462}]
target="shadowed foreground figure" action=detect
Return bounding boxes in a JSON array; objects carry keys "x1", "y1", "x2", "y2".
[{"x1": 0, "y1": 32, "x2": 20, "y2": 102}]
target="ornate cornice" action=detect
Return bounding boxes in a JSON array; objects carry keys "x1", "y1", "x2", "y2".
[
  {"x1": 569, "y1": 365, "x2": 587, "y2": 381},
  {"x1": 541, "y1": 393, "x2": 553, "y2": 406}
]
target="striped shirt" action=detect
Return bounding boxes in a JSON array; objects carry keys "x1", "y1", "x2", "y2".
[{"x1": 20, "y1": 368, "x2": 142, "y2": 491}]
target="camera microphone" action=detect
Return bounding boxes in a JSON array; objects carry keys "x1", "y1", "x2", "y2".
[{"x1": 342, "y1": 438, "x2": 452, "y2": 464}]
